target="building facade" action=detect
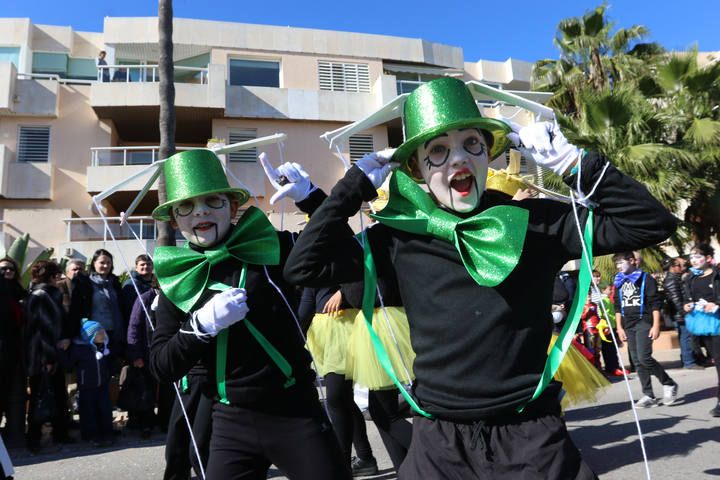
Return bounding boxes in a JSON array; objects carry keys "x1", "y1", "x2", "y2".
[{"x1": 0, "y1": 17, "x2": 540, "y2": 270}]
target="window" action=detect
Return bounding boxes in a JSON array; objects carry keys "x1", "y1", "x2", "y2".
[
  {"x1": 32, "y1": 52, "x2": 68, "y2": 76},
  {"x1": 349, "y1": 134, "x2": 374, "y2": 162},
  {"x1": 476, "y1": 82, "x2": 502, "y2": 105},
  {"x1": 17, "y1": 126, "x2": 50, "y2": 162},
  {"x1": 228, "y1": 129, "x2": 258, "y2": 163},
  {"x1": 67, "y1": 58, "x2": 97, "y2": 80},
  {"x1": 0, "y1": 47, "x2": 20, "y2": 69},
  {"x1": 393, "y1": 72, "x2": 443, "y2": 95},
  {"x1": 229, "y1": 59, "x2": 280, "y2": 87},
  {"x1": 318, "y1": 61, "x2": 370, "y2": 93}
]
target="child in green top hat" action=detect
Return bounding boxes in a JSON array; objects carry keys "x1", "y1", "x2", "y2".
[
  {"x1": 149, "y1": 149, "x2": 349, "y2": 479},
  {"x1": 285, "y1": 77, "x2": 676, "y2": 478}
]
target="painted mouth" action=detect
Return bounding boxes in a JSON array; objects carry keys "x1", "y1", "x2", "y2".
[
  {"x1": 193, "y1": 221, "x2": 215, "y2": 232},
  {"x1": 450, "y1": 170, "x2": 475, "y2": 197}
]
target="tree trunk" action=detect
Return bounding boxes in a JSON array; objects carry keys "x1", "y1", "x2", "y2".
[{"x1": 156, "y1": 0, "x2": 176, "y2": 246}]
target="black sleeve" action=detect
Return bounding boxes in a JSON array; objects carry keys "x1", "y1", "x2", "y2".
[
  {"x1": 613, "y1": 287, "x2": 621, "y2": 312},
  {"x1": 297, "y1": 287, "x2": 316, "y2": 333},
  {"x1": 520, "y1": 153, "x2": 677, "y2": 260},
  {"x1": 339, "y1": 281, "x2": 365, "y2": 309},
  {"x1": 148, "y1": 292, "x2": 213, "y2": 383},
  {"x1": 295, "y1": 187, "x2": 327, "y2": 217},
  {"x1": 663, "y1": 275, "x2": 685, "y2": 320},
  {"x1": 66, "y1": 276, "x2": 87, "y2": 340},
  {"x1": 285, "y1": 165, "x2": 394, "y2": 287},
  {"x1": 645, "y1": 274, "x2": 662, "y2": 312}
]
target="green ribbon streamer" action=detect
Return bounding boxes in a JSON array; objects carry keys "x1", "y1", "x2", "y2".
[
  {"x1": 371, "y1": 170, "x2": 529, "y2": 287},
  {"x1": 361, "y1": 231, "x2": 433, "y2": 418},
  {"x1": 519, "y1": 209, "x2": 594, "y2": 411},
  {"x1": 154, "y1": 206, "x2": 280, "y2": 313},
  {"x1": 181, "y1": 376, "x2": 189, "y2": 393},
  {"x1": 215, "y1": 264, "x2": 296, "y2": 406}
]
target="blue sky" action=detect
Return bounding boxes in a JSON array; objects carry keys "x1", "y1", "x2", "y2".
[{"x1": 4, "y1": 0, "x2": 717, "y2": 62}]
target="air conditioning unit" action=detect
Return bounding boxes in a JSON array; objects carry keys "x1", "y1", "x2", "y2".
[{"x1": 64, "y1": 247, "x2": 75, "y2": 257}]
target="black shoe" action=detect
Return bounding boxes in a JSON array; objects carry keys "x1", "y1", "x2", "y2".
[
  {"x1": 351, "y1": 456, "x2": 378, "y2": 477},
  {"x1": 54, "y1": 435, "x2": 77, "y2": 444},
  {"x1": 710, "y1": 403, "x2": 720, "y2": 417},
  {"x1": 140, "y1": 428, "x2": 152, "y2": 439}
]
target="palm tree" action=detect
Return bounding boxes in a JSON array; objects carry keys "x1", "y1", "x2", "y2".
[
  {"x1": 156, "y1": 0, "x2": 176, "y2": 247},
  {"x1": 533, "y1": 3, "x2": 660, "y2": 115}
]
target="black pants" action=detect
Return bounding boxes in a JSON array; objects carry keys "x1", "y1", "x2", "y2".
[
  {"x1": 601, "y1": 330, "x2": 620, "y2": 373},
  {"x1": 164, "y1": 375, "x2": 212, "y2": 480},
  {"x1": 206, "y1": 402, "x2": 350, "y2": 480},
  {"x1": 78, "y1": 386, "x2": 113, "y2": 442},
  {"x1": 27, "y1": 370, "x2": 70, "y2": 447},
  {"x1": 324, "y1": 373, "x2": 373, "y2": 463},
  {"x1": 701, "y1": 335, "x2": 720, "y2": 400},
  {"x1": 399, "y1": 392, "x2": 596, "y2": 480},
  {"x1": 156, "y1": 381, "x2": 174, "y2": 432},
  {"x1": 368, "y1": 389, "x2": 412, "y2": 471},
  {"x1": 0, "y1": 361, "x2": 27, "y2": 448},
  {"x1": 626, "y1": 322, "x2": 675, "y2": 398}
]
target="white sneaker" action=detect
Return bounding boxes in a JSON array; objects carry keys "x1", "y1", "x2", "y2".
[
  {"x1": 663, "y1": 383, "x2": 679, "y2": 406},
  {"x1": 636, "y1": 395, "x2": 659, "y2": 408}
]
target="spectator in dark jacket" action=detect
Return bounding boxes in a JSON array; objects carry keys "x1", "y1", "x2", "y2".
[
  {"x1": 121, "y1": 254, "x2": 153, "y2": 328},
  {"x1": 0, "y1": 257, "x2": 27, "y2": 448},
  {"x1": 126, "y1": 285, "x2": 159, "y2": 438},
  {"x1": 25, "y1": 261, "x2": 74, "y2": 451},
  {"x1": 663, "y1": 257, "x2": 702, "y2": 369},
  {"x1": 67, "y1": 249, "x2": 124, "y2": 369}
]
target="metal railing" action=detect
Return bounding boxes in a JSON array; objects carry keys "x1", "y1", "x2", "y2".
[
  {"x1": 90, "y1": 146, "x2": 193, "y2": 167},
  {"x1": 96, "y1": 65, "x2": 209, "y2": 84},
  {"x1": 16, "y1": 72, "x2": 94, "y2": 85},
  {"x1": 64, "y1": 216, "x2": 156, "y2": 242}
]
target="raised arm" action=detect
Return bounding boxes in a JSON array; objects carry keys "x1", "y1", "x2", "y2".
[{"x1": 285, "y1": 162, "x2": 394, "y2": 288}]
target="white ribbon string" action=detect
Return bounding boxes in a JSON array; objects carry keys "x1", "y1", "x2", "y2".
[{"x1": 569, "y1": 190, "x2": 652, "y2": 480}]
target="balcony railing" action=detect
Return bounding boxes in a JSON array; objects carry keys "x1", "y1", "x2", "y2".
[
  {"x1": 90, "y1": 146, "x2": 193, "y2": 167},
  {"x1": 96, "y1": 65, "x2": 209, "y2": 84},
  {"x1": 64, "y1": 216, "x2": 156, "y2": 242}
]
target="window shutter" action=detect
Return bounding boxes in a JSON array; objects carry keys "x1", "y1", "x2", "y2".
[
  {"x1": 349, "y1": 134, "x2": 374, "y2": 162},
  {"x1": 228, "y1": 129, "x2": 258, "y2": 163},
  {"x1": 17, "y1": 126, "x2": 50, "y2": 162},
  {"x1": 318, "y1": 61, "x2": 370, "y2": 93}
]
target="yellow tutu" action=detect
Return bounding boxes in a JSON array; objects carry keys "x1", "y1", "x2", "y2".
[
  {"x1": 346, "y1": 307, "x2": 415, "y2": 390},
  {"x1": 549, "y1": 333, "x2": 611, "y2": 409},
  {"x1": 306, "y1": 310, "x2": 358, "y2": 377}
]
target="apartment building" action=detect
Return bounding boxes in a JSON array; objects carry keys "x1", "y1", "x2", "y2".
[{"x1": 0, "y1": 16, "x2": 541, "y2": 267}]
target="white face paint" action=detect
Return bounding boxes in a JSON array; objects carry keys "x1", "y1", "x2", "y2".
[
  {"x1": 615, "y1": 259, "x2": 635, "y2": 274},
  {"x1": 172, "y1": 193, "x2": 234, "y2": 248},
  {"x1": 415, "y1": 128, "x2": 489, "y2": 213},
  {"x1": 689, "y1": 252, "x2": 710, "y2": 270}
]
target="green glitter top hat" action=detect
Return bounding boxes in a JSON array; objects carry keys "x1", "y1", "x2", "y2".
[
  {"x1": 393, "y1": 77, "x2": 512, "y2": 174},
  {"x1": 152, "y1": 149, "x2": 250, "y2": 221}
]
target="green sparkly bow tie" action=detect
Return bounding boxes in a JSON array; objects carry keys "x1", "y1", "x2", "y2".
[
  {"x1": 370, "y1": 170, "x2": 529, "y2": 287},
  {"x1": 154, "y1": 206, "x2": 280, "y2": 312}
]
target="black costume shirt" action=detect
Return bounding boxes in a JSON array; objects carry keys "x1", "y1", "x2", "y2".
[
  {"x1": 284, "y1": 153, "x2": 676, "y2": 421},
  {"x1": 150, "y1": 190, "x2": 326, "y2": 415},
  {"x1": 613, "y1": 272, "x2": 661, "y2": 328}
]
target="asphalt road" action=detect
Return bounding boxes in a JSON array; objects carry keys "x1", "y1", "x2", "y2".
[{"x1": 10, "y1": 348, "x2": 719, "y2": 479}]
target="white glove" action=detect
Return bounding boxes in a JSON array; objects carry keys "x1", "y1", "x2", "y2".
[
  {"x1": 355, "y1": 149, "x2": 399, "y2": 189},
  {"x1": 506, "y1": 121, "x2": 581, "y2": 176},
  {"x1": 194, "y1": 288, "x2": 249, "y2": 337},
  {"x1": 260, "y1": 153, "x2": 317, "y2": 205}
]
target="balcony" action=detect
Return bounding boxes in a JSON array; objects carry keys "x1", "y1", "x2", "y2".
[
  {"x1": 90, "y1": 64, "x2": 225, "y2": 143},
  {"x1": 86, "y1": 145, "x2": 193, "y2": 194},
  {"x1": 0, "y1": 63, "x2": 60, "y2": 117},
  {"x1": 0, "y1": 144, "x2": 54, "y2": 199},
  {"x1": 226, "y1": 79, "x2": 393, "y2": 123},
  {"x1": 60, "y1": 216, "x2": 163, "y2": 265}
]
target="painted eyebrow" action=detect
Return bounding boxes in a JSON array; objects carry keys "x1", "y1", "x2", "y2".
[{"x1": 424, "y1": 133, "x2": 448, "y2": 149}]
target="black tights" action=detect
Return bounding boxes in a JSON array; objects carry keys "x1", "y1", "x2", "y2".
[
  {"x1": 368, "y1": 389, "x2": 413, "y2": 472},
  {"x1": 324, "y1": 373, "x2": 373, "y2": 462}
]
